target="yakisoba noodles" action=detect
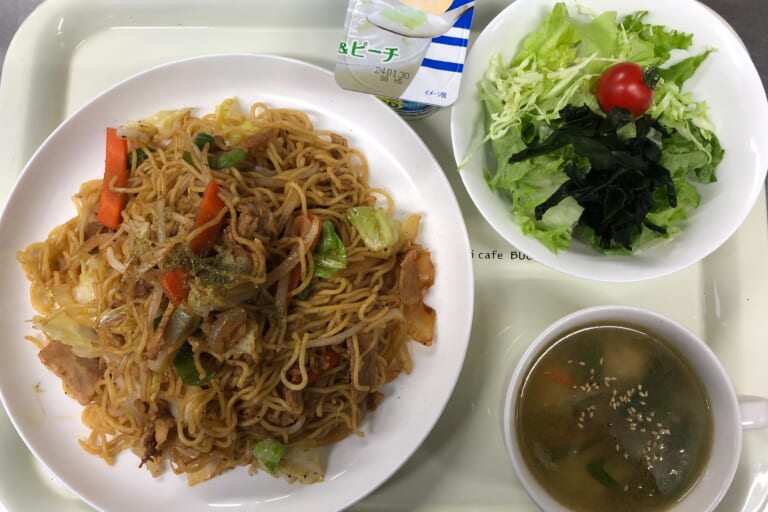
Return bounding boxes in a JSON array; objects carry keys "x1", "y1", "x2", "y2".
[{"x1": 18, "y1": 99, "x2": 436, "y2": 485}]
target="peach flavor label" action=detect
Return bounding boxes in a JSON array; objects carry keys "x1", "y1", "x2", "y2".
[{"x1": 335, "y1": 0, "x2": 475, "y2": 107}]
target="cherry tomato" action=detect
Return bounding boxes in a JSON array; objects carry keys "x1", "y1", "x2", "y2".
[{"x1": 596, "y1": 62, "x2": 654, "y2": 117}]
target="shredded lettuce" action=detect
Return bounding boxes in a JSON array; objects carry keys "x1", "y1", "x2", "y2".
[{"x1": 479, "y1": 2, "x2": 722, "y2": 253}]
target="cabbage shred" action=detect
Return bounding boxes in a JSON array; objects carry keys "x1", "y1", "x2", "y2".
[{"x1": 479, "y1": 3, "x2": 723, "y2": 253}]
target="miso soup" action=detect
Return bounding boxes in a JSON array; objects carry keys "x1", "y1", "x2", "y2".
[{"x1": 516, "y1": 324, "x2": 713, "y2": 511}]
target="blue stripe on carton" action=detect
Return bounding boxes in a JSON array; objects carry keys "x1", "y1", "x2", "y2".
[
  {"x1": 449, "y1": 0, "x2": 474, "y2": 30},
  {"x1": 453, "y1": 10, "x2": 473, "y2": 30},
  {"x1": 431, "y1": 35, "x2": 468, "y2": 47},
  {"x1": 421, "y1": 58, "x2": 464, "y2": 73}
]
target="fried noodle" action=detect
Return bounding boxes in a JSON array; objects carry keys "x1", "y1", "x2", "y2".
[{"x1": 17, "y1": 99, "x2": 436, "y2": 485}]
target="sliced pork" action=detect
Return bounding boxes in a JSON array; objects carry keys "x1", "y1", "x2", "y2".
[{"x1": 38, "y1": 340, "x2": 102, "y2": 405}]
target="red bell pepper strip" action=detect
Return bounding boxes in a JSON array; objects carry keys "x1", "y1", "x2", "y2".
[
  {"x1": 189, "y1": 180, "x2": 227, "y2": 254},
  {"x1": 160, "y1": 269, "x2": 190, "y2": 306},
  {"x1": 96, "y1": 127, "x2": 129, "y2": 229}
]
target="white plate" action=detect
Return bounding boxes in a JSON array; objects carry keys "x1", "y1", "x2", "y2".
[
  {"x1": 0, "y1": 54, "x2": 473, "y2": 512},
  {"x1": 450, "y1": 0, "x2": 768, "y2": 282}
]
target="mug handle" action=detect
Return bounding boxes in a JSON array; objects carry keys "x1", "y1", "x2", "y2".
[{"x1": 739, "y1": 395, "x2": 768, "y2": 430}]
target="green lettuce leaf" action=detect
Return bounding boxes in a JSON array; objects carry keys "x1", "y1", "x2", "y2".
[
  {"x1": 620, "y1": 11, "x2": 693, "y2": 63},
  {"x1": 659, "y1": 49, "x2": 714, "y2": 86},
  {"x1": 478, "y1": 1, "x2": 722, "y2": 253}
]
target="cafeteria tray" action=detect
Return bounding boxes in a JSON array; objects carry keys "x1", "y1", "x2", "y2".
[{"x1": 1, "y1": 0, "x2": 767, "y2": 510}]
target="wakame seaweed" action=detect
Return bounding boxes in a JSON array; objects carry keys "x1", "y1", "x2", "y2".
[{"x1": 508, "y1": 105, "x2": 677, "y2": 250}]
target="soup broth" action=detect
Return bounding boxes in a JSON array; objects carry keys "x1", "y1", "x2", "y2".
[{"x1": 516, "y1": 324, "x2": 713, "y2": 511}]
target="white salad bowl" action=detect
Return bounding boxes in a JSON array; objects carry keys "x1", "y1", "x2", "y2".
[{"x1": 450, "y1": 0, "x2": 768, "y2": 282}]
